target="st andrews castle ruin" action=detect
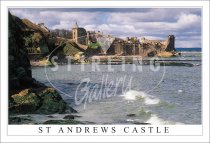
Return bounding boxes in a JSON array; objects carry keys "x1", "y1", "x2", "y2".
[{"x1": 69, "y1": 22, "x2": 176, "y2": 57}]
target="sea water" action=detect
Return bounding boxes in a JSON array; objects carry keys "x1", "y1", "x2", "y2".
[{"x1": 32, "y1": 52, "x2": 201, "y2": 125}]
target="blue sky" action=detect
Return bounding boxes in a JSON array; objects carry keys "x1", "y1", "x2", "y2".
[{"x1": 10, "y1": 8, "x2": 201, "y2": 48}]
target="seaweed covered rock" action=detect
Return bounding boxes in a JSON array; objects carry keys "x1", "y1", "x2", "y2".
[
  {"x1": 36, "y1": 88, "x2": 67, "y2": 114},
  {"x1": 10, "y1": 87, "x2": 74, "y2": 115},
  {"x1": 10, "y1": 89, "x2": 41, "y2": 113}
]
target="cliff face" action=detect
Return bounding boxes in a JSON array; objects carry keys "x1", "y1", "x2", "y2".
[
  {"x1": 8, "y1": 12, "x2": 75, "y2": 116},
  {"x1": 9, "y1": 12, "x2": 33, "y2": 92}
]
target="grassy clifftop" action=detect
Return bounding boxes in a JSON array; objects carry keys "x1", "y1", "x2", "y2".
[{"x1": 22, "y1": 18, "x2": 49, "y2": 36}]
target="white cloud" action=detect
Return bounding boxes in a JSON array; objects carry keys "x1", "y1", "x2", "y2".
[
  {"x1": 134, "y1": 13, "x2": 201, "y2": 32},
  {"x1": 52, "y1": 20, "x2": 72, "y2": 29},
  {"x1": 176, "y1": 13, "x2": 201, "y2": 28},
  {"x1": 10, "y1": 9, "x2": 38, "y2": 23},
  {"x1": 85, "y1": 24, "x2": 143, "y2": 38},
  {"x1": 142, "y1": 36, "x2": 165, "y2": 40},
  {"x1": 40, "y1": 11, "x2": 100, "y2": 28}
]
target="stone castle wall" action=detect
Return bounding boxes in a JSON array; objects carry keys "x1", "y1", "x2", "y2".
[
  {"x1": 140, "y1": 35, "x2": 175, "y2": 55},
  {"x1": 71, "y1": 23, "x2": 175, "y2": 56}
]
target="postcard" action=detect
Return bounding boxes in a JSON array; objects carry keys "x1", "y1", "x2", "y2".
[{"x1": 1, "y1": 0, "x2": 209, "y2": 142}]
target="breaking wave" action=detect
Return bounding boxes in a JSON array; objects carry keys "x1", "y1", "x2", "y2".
[
  {"x1": 121, "y1": 90, "x2": 185, "y2": 125},
  {"x1": 146, "y1": 114, "x2": 184, "y2": 125},
  {"x1": 120, "y1": 90, "x2": 160, "y2": 105}
]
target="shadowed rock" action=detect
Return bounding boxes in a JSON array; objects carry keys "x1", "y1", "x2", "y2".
[
  {"x1": 126, "y1": 113, "x2": 136, "y2": 117},
  {"x1": 9, "y1": 11, "x2": 76, "y2": 117},
  {"x1": 63, "y1": 114, "x2": 81, "y2": 120},
  {"x1": 43, "y1": 119, "x2": 85, "y2": 125}
]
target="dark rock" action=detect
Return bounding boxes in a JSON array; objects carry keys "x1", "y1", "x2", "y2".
[
  {"x1": 10, "y1": 89, "x2": 41, "y2": 114},
  {"x1": 8, "y1": 11, "x2": 76, "y2": 117},
  {"x1": 9, "y1": 11, "x2": 48, "y2": 92},
  {"x1": 147, "y1": 51, "x2": 157, "y2": 57},
  {"x1": 36, "y1": 88, "x2": 67, "y2": 114},
  {"x1": 63, "y1": 115, "x2": 75, "y2": 120},
  {"x1": 158, "y1": 62, "x2": 194, "y2": 67},
  {"x1": 9, "y1": 117, "x2": 21, "y2": 123},
  {"x1": 43, "y1": 119, "x2": 85, "y2": 125},
  {"x1": 10, "y1": 87, "x2": 76, "y2": 115},
  {"x1": 47, "y1": 115, "x2": 54, "y2": 118},
  {"x1": 9, "y1": 12, "x2": 32, "y2": 92},
  {"x1": 9, "y1": 116, "x2": 32, "y2": 124},
  {"x1": 133, "y1": 122, "x2": 151, "y2": 125},
  {"x1": 126, "y1": 113, "x2": 136, "y2": 117}
]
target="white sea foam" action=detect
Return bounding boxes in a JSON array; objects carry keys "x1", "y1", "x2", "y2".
[
  {"x1": 144, "y1": 97, "x2": 160, "y2": 105},
  {"x1": 120, "y1": 90, "x2": 147, "y2": 100},
  {"x1": 126, "y1": 119, "x2": 134, "y2": 122},
  {"x1": 147, "y1": 114, "x2": 184, "y2": 125},
  {"x1": 121, "y1": 90, "x2": 160, "y2": 105}
]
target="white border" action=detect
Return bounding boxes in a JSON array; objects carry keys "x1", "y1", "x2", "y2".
[{"x1": 1, "y1": 1, "x2": 209, "y2": 142}]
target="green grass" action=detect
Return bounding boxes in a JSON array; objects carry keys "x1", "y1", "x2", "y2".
[
  {"x1": 63, "y1": 42, "x2": 83, "y2": 56},
  {"x1": 88, "y1": 42, "x2": 101, "y2": 49}
]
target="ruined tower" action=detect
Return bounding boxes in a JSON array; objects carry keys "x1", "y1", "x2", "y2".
[{"x1": 165, "y1": 35, "x2": 175, "y2": 52}]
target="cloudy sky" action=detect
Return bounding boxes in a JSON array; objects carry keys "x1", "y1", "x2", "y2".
[{"x1": 10, "y1": 8, "x2": 201, "y2": 48}]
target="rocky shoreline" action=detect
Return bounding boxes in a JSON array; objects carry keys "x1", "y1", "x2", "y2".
[
  {"x1": 9, "y1": 86, "x2": 90, "y2": 125},
  {"x1": 9, "y1": 113, "x2": 87, "y2": 125}
]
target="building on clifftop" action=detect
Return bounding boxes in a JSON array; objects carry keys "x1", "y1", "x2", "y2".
[{"x1": 72, "y1": 22, "x2": 87, "y2": 46}]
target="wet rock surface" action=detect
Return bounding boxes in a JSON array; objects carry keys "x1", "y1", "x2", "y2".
[
  {"x1": 43, "y1": 119, "x2": 85, "y2": 125},
  {"x1": 126, "y1": 113, "x2": 136, "y2": 117},
  {"x1": 9, "y1": 116, "x2": 32, "y2": 124},
  {"x1": 63, "y1": 114, "x2": 81, "y2": 120},
  {"x1": 9, "y1": 87, "x2": 71, "y2": 115}
]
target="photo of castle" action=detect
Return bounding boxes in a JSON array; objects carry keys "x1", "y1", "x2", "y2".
[{"x1": 8, "y1": 8, "x2": 201, "y2": 125}]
